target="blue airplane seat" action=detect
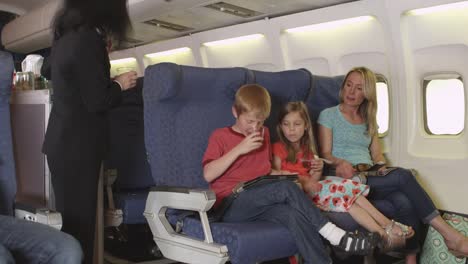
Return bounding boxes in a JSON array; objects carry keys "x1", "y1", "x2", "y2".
[
  {"x1": 0, "y1": 51, "x2": 16, "y2": 217},
  {"x1": 303, "y1": 74, "x2": 397, "y2": 230},
  {"x1": 306, "y1": 75, "x2": 344, "y2": 123},
  {"x1": 105, "y1": 77, "x2": 153, "y2": 225},
  {"x1": 111, "y1": 62, "x2": 399, "y2": 263},
  {"x1": 103, "y1": 77, "x2": 170, "y2": 262},
  {"x1": 141, "y1": 63, "x2": 400, "y2": 263},
  {"x1": 253, "y1": 69, "x2": 312, "y2": 143},
  {"x1": 142, "y1": 63, "x2": 311, "y2": 264}
]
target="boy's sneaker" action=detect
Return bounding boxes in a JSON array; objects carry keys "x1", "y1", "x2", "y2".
[{"x1": 336, "y1": 231, "x2": 380, "y2": 255}]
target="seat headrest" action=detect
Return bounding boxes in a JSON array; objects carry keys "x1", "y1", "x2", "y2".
[
  {"x1": 144, "y1": 63, "x2": 181, "y2": 101},
  {"x1": 144, "y1": 62, "x2": 253, "y2": 102},
  {"x1": 253, "y1": 68, "x2": 311, "y2": 102},
  {"x1": 143, "y1": 63, "x2": 313, "y2": 188},
  {"x1": 306, "y1": 75, "x2": 345, "y2": 122}
]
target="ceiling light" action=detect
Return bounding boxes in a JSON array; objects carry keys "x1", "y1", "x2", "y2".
[
  {"x1": 285, "y1": 16, "x2": 374, "y2": 33},
  {"x1": 407, "y1": 1, "x2": 468, "y2": 15},
  {"x1": 203, "y1": 34, "x2": 264, "y2": 47},
  {"x1": 145, "y1": 47, "x2": 191, "y2": 58}
]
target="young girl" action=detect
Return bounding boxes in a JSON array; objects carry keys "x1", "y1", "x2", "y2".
[{"x1": 272, "y1": 101, "x2": 413, "y2": 252}]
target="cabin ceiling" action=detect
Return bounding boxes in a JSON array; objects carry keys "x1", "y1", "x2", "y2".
[
  {"x1": 123, "y1": 0, "x2": 358, "y2": 49},
  {"x1": 0, "y1": 0, "x2": 48, "y2": 15},
  {"x1": 0, "y1": 0, "x2": 358, "y2": 51}
]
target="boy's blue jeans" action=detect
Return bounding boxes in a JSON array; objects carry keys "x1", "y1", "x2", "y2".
[
  {"x1": 0, "y1": 244, "x2": 14, "y2": 264},
  {"x1": 0, "y1": 215, "x2": 83, "y2": 264},
  {"x1": 222, "y1": 180, "x2": 332, "y2": 264}
]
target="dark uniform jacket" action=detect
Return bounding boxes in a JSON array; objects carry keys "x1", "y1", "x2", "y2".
[{"x1": 42, "y1": 27, "x2": 121, "y2": 161}]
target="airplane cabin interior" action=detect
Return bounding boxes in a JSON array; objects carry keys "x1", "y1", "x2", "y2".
[{"x1": 0, "y1": 0, "x2": 467, "y2": 263}]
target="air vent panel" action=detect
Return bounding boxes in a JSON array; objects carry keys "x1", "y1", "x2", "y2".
[
  {"x1": 143, "y1": 19, "x2": 194, "y2": 32},
  {"x1": 204, "y1": 2, "x2": 263, "y2": 18}
]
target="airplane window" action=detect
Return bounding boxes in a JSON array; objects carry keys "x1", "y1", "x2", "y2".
[
  {"x1": 376, "y1": 75, "x2": 389, "y2": 136},
  {"x1": 424, "y1": 77, "x2": 465, "y2": 135}
]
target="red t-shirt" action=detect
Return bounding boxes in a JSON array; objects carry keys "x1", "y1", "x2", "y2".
[
  {"x1": 272, "y1": 141, "x2": 314, "y2": 178},
  {"x1": 202, "y1": 127, "x2": 272, "y2": 207}
]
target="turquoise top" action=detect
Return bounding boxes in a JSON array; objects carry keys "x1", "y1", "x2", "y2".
[{"x1": 317, "y1": 105, "x2": 372, "y2": 165}]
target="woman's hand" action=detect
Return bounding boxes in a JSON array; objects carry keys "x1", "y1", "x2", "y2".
[
  {"x1": 377, "y1": 165, "x2": 388, "y2": 176},
  {"x1": 335, "y1": 159, "x2": 356, "y2": 179},
  {"x1": 114, "y1": 71, "x2": 138, "y2": 91}
]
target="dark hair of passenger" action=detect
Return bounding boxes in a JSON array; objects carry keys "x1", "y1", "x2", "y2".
[{"x1": 52, "y1": 0, "x2": 131, "y2": 43}]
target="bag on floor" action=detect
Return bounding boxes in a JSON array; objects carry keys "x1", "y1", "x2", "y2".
[{"x1": 420, "y1": 213, "x2": 467, "y2": 264}]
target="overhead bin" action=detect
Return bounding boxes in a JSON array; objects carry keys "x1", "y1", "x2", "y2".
[{"x1": 1, "y1": 0, "x2": 59, "y2": 53}]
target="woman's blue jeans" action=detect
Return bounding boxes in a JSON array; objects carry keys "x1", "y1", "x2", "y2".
[
  {"x1": 223, "y1": 180, "x2": 332, "y2": 264},
  {"x1": 0, "y1": 215, "x2": 83, "y2": 264},
  {"x1": 366, "y1": 168, "x2": 438, "y2": 224},
  {"x1": 366, "y1": 167, "x2": 439, "y2": 253}
]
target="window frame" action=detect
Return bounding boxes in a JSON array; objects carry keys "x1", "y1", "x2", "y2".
[
  {"x1": 375, "y1": 73, "x2": 390, "y2": 137},
  {"x1": 422, "y1": 72, "x2": 465, "y2": 136}
]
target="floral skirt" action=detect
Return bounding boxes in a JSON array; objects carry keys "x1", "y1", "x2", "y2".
[{"x1": 309, "y1": 178, "x2": 369, "y2": 212}]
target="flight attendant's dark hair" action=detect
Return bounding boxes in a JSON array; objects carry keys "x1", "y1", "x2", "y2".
[{"x1": 52, "y1": 0, "x2": 131, "y2": 44}]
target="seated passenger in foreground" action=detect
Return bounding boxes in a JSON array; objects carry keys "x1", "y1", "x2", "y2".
[
  {"x1": 272, "y1": 101, "x2": 413, "y2": 253},
  {"x1": 0, "y1": 215, "x2": 83, "y2": 264},
  {"x1": 202, "y1": 84, "x2": 380, "y2": 264},
  {"x1": 317, "y1": 66, "x2": 468, "y2": 259}
]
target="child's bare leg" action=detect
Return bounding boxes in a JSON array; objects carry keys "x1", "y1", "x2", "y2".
[
  {"x1": 349, "y1": 203, "x2": 406, "y2": 251},
  {"x1": 348, "y1": 203, "x2": 385, "y2": 237},
  {"x1": 354, "y1": 196, "x2": 414, "y2": 237},
  {"x1": 354, "y1": 196, "x2": 392, "y2": 227}
]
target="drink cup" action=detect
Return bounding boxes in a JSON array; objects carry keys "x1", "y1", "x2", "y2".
[{"x1": 300, "y1": 158, "x2": 312, "y2": 169}]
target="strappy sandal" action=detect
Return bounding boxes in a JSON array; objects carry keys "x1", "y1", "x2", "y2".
[
  {"x1": 378, "y1": 220, "x2": 407, "y2": 253},
  {"x1": 394, "y1": 221, "x2": 414, "y2": 238},
  {"x1": 336, "y1": 231, "x2": 380, "y2": 255}
]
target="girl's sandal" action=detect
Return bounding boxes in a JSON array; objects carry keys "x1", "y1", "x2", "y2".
[
  {"x1": 378, "y1": 220, "x2": 406, "y2": 253},
  {"x1": 394, "y1": 221, "x2": 414, "y2": 239}
]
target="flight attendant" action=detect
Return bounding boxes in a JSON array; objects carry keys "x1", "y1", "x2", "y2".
[{"x1": 43, "y1": 0, "x2": 137, "y2": 262}]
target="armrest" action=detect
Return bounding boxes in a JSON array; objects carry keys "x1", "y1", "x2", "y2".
[
  {"x1": 144, "y1": 186, "x2": 229, "y2": 264},
  {"x1": 14, "y1": 202, "x2": 62, "y2": 230}
]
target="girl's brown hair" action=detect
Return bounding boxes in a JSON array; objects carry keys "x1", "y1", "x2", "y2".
[{"x1": 276, "y1": 101, "x2": 317, "y2": 163}]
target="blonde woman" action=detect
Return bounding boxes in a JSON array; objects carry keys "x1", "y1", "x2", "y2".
[{"x1": 318, "y1": 67, "x2": 468, "y2": 262}]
